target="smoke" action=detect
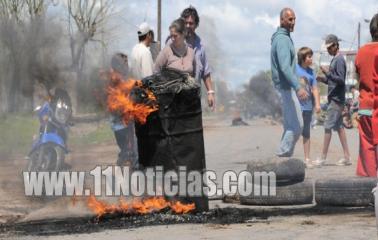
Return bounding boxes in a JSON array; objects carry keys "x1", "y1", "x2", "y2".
[
  {"x1": 0, "y1": 15, "x2": 69, "y2": 113},
  {"x1": 196, "y1": 15, "x2": 234, "y2": 114},
  {"x1": 238, "y1": 71, "x2": 281, "y2": 119},
  {"x1": 197, "y1": 15, "x2": 228, "y2": 80}
]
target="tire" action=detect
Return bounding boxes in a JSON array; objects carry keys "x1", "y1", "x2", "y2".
[
  {"x1": 28, "y1": 144, "x2": 64, "y2": 171},
  {"x1": 27, "y1": 151, "x2": 39, "y2": 172},
  {"x1": 47, "y1": 144, "x2": 64, "y2": 171},
  {"x1": 315, "y1": 177, "x2": 377, "y2": 206},
  {"x1": 222, "y1": 194, "x2": 240, "y2": 204},
  {"x1": 240, "y1": 179, "x2": 314, "y2": 205},
  {"x1": 247, "y1": 157, "x2": 305, "y2": 186}
]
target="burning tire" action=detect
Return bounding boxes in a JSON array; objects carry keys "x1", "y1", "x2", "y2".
[
  {"x1": 136, "y1": 69, "x2": 208, "y2": 212},
  {"x1": 239, "y1": 179, "x2": 314, "y2": 205},
  {"x1": 247, "y1": 157, "x2": 305, "y2": 186},
  {"x1": 315, "y1": 177, "x2": 377, "y2": 206}
]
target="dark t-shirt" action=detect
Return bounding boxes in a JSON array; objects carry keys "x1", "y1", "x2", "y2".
[{"x1": 325, "y1": 54, "x2": 346, "y2": 104}]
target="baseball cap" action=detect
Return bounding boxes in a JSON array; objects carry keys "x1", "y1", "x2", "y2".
[
  {"x1": 325, "y1": 34, "x2": 341, "y2": 48},
  {"x1": 137, "y1": 22, "x2": 151, "y2": 36}
]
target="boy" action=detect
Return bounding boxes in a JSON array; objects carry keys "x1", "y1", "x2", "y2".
[{"x1": 296, "y1": 47, "x2": 321, "y2": 167}]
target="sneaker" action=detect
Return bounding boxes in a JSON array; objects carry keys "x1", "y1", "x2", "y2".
[
  {"x1": 276, "y1": 151, "x2": 293, "y2": 158},
  {"x1": 304, "y1": 158, "x2": 314, "y2": 168},
  {"x1": 313, "y1": 157, "x2": 326, "y2": 167},
  {"x1": 336, "y1": 158, "x2": 352, "y2": 166}
]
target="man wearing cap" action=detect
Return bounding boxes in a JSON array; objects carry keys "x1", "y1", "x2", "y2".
[
  {"x1": 315, "y1": 34, "x2": 351, "y2": 166},
  {"x1": 180, "y1": 6, "x2": 215, "y2": 110},
  {"x1": 271, "y1": 8, "x2": 308, "y2": 157},
  {"x1": 130, "y1": 22, "x2": 154, "y2": 80}
]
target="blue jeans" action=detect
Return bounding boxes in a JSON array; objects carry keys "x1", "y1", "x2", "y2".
[
  {"x1": 277, "y1": 88, "x2": 303, "y2": 157},
  {"x1": 114, "y1": 121, "x2": 139, "y2": 169}
]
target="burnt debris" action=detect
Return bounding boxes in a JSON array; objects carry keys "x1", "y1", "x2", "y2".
[{"x1": 0, "y1": 206, "x2": 373, "y2": 237}]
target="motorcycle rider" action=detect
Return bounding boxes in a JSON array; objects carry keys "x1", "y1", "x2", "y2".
[{"x1": 27, "y1": 87, "x2": 73, "y2": 171}]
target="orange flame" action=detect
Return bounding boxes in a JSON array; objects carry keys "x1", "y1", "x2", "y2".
[
  {"x1": 107, "y1": 71, "x2": 158, "y2": 125},
  {"x1": 170, "y1": 201, "x2": 196, "y2": 214},
  {"x1": 87, "y1": 196, "x2": 195, "y2": 218}
]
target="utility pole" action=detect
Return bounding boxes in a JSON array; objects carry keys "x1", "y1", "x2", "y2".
[
  {"x1": 157, "y1": 0, "x2": 161, "y2": 49},
  {"x1": 358, "y1": 19, "x2": 371, "y2": 49},
  {"x1": 357, "y1": 22, "x2": 361, "y2": 49}
]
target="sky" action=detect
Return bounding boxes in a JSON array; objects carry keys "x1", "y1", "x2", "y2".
[{"x1": 57, "y1": 0, "x2": 378, "y2": 89}]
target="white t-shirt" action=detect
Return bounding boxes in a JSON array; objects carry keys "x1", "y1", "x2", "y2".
[{"x1": 130, "y1": 43, "x2": 154, "y2": 79}]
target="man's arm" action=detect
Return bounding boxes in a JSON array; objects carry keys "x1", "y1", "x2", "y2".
[
  {"x1": 203, "y1": 74, "x2": 215, "y2": 109},
  {"x1": 201, "y1": 48, "x2": 215, "y2": 109},
  {"x1": 325, "y1": 57, "x2": 346, "y2": 86},
  {"x1": 275, "y1": 39, "x2": 300, "y2": 91}
]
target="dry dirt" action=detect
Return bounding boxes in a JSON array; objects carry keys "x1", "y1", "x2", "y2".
[{"x1": 0, "y1": 117, "x2": 376, "y2": 239}]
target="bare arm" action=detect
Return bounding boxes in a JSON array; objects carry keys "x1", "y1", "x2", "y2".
[
  {"x1": 312, "y1": 86, "x2": 321, "y2": 113},
  {"x1": 203, "y1": 74, "x2": 215, "y2": 110}
]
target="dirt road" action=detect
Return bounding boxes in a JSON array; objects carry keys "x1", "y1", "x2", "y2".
[{"x1": 0, "y1": 117, "x2": 376, "y2": 239}]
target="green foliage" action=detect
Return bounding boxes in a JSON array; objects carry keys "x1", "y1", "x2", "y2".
[
  {"x1": 0, "y1": 114, "x2": 39, "y2": 157},
  {"x1": 0, "y1": 114, "x2": 113, "y2": 158},
  {"x1": 70, "y1": 123, "x2": 113, "y2": 146}
]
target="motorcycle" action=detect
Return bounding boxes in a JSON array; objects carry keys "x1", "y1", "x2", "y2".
[
  {"x1": 342, "y1": 98, "x2": 353, "y2": 129},
  {"x1": 27, "y1": 89, "x2": 72, "y2": 171},
  {"x1": 315, "y1": 103, "x2": 328, "y2": 126}
]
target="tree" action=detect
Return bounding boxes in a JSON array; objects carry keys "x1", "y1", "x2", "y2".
[
  {"x1": 66, "y1": 0, "x2": 113, "y2": 81},
  {"x1": 0, "y1": 0, "x2": 50, "y2": 112}
]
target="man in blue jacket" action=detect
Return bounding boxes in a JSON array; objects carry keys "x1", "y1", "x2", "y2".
[{"x1": 271, "y1": 8, "x2": 308, "y2": 157}]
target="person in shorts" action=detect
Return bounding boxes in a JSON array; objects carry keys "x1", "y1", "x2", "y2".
[{"x1": 315, "y1": 34, "x2": 351, "y2": 166}]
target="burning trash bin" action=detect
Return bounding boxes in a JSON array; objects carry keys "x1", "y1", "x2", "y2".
[{"x1": 135, "y1": 68, "x2": 208, "y2": 212}]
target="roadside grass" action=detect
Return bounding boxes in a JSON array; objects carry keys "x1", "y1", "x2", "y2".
[
  {"x1": 0, "y1": 114, "x2": 39, "y2": 157},
  {"x1": 70, "y1": 122, "x2": 114, "y2": 146},
  {"x1": 0, "y1": 114, "x2": 114, "y2": 158}
]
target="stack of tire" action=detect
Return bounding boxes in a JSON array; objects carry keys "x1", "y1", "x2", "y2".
[
  {"x1": 238, "y1": 157, "x2": 377, "y2": 206},
  {"x1": 239, "y1": 158, "x2": 313, "y2": 205}
]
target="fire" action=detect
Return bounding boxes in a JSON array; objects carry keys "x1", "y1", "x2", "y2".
[
  {"x1": 87, "y1": 196, "x2": 195, "y2": 218},
  {"x1": 106, "y1": 71, "x2": 158, "y2": 125},
  {"x1": 170, "y1": 201, "x2": 196, "y2": 214}
]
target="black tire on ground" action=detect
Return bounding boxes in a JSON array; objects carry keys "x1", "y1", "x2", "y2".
[
  {"x1": 222, "y1": 194, "x2": 240, "y2": 204},
  {"x1": 315, "y1": 177, "x2": 377, "y2": 206},
  {"x1": 239, "y1": 179, "x2": 314, "y2": 205},
  {"x1": 247, "y1": 157, "x2": 305, "y2": 186}
]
